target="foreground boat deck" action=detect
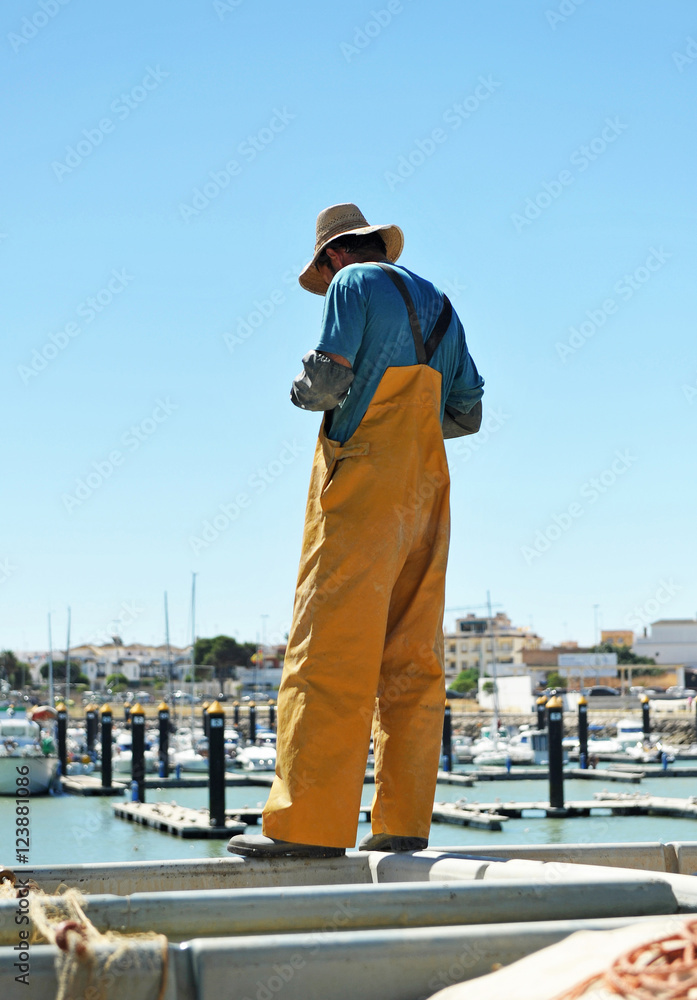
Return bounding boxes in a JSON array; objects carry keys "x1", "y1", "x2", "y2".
[{"x1": 4, "y1": 841, "x2": 697, "y2": 999}]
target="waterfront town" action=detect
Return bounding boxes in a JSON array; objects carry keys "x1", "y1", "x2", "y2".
[{"x1": 4, "y1": 613, "x2": 697, "y2": 705}]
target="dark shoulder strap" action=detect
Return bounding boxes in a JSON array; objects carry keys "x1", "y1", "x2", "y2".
[
  {"x1": 373, "y1": 262, "x2": 426, "y2": 364},
  {"x1": 374, "y1": 262, "x2": 451, "y2": 366},
  {"x1": 424, "y1": 295, "x2": 452, "y2": 364}
]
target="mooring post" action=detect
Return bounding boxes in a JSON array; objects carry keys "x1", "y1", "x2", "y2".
[
  {"x1": 56, "y1": 702, "x2": 68, "y2": 778},
  {"x1": 249, "y1": 702, "x2": 257, "y2": 743},
  {"x1": 442, "y1": 701, "x2": 452, "y2": 772},
  {"x1": 536, "y1": 696, "x2": 547, "y2": 730},
  {"x1": 547, "y1": 695, "x2": 565, "y2": 809},
  {"x1": 233, "y1": 701, "x2": 240, "y2": 727},
  {"x1": 100, "y1": 704, "x2": 113, "y2": 789},
  {"x1": 268, "y1": 699, "x2": 275, "y2": 730},
  {"x1": 207, "y1": 699, "x2": 226, "y2": 827},
  {"x1": 130, "y1": 702, "x2": 146, "y2": 803},
  {"x1": 158, "y1": 701, "x2": 170, "y2": 778},
  {"x1": 577, "y1": 695, "x2": 588, "y2": 769},
  {"x1": 642, "y1": 695, "x2": 651, "y2": 736},
  {"x1": 124, "y1": 701, "x2": 132, "y2": 727},
  {"x1": 85, "y1": 702, "x2": 98, "y2": 755},
  {"x1": 202, "y1": 701, "x2": 211, "y2": 740}
]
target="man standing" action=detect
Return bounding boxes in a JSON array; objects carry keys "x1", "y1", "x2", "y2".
[{"x1": 229, "y1": 204, "x2": 483, "y2": 858}]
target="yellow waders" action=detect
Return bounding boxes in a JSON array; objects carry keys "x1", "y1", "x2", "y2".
[{"x1": 262, "y1": 362, "x2": 450, "y2": 848}]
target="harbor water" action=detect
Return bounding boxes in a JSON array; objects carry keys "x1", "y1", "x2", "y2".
[{"x1": 5, "y1": 770, "x2": 697, "y2": 867}]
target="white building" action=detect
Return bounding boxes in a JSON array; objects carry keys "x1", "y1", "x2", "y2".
[
  {"x1": 22, "y1": 642, "x2": 192, "y2": 689},
  {"x1": 444, "y1": 612, "x2": 541, "y2": 683},
  {"x1": 633, "y1": 619, "x2": 697, "y2": 667}
]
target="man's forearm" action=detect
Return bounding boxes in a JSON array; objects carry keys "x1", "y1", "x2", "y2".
[{"x1": 290, "y1": 350, "x2": 355, "y2": 411}]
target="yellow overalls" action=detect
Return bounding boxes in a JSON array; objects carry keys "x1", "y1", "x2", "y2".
[{"x1": 262, "y1": 344, "x2": 450, "y2": 848}]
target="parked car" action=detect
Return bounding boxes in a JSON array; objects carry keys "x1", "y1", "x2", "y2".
[
  {"x1": 445, "y1": 689, "x2": 468, "y2": 699},
  {"x1": 666, "y1": 686, "x2": 693, "y2": 698},
  {"x1": 587, "y1": 685, "x2": 620, "y2": 697},
  {"x1": 241, "y1": 690, "x2": 277, "y2": 702}
]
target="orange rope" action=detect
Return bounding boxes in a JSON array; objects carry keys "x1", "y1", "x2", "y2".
[{"x1": 558, "y1": 919, "x2": 697, "y2": 999}]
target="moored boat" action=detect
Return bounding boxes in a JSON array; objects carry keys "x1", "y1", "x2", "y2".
[{"x1": 0, "y1": 716, "x2": 58, "y2": 795}]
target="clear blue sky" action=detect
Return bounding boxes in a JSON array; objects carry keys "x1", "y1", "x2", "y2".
[{"x1": 2, "y1": 0, "x2": 696, "y2": 654}]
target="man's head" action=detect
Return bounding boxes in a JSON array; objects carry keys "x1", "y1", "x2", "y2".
[
  {"x1": 313, "y1": 232, "x2": 388, "y2": 289},
  {"x1": 299, "y1": 203, "x2": 403, "y2": 296}
]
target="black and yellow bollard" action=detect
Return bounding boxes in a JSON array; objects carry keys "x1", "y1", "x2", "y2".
[
  {"x1": 577, "y1": 695, "x2": 588, "y2": 769},
  {"x1": 642, "y1": 695, "x2": 651, "y2": 736},
  {"x1": 248, "y1": 702, "x2": 257, "y2": 743},
  {"x1": 442, "y1": 701, "x2": 452, "y2": 772},
  {"x1": 207, "y1": 700, "x2": 226, "y2": 828},
  {"x1": 268, "y1": 699, "x2": 275, "y2": 730},
  {"x1": 201, "y1": 701, "x2": 211, "y2": 740},
  {"x1": 130, "y1": 702, "x2": 146, "y2": 803},
  {"x1": 547, "y1": 695, "x2": 565, "y2": 809},
  {"x1": 124, "y1": 701, "x2": 132, "y2": 726},
  {"x1": 100, "y1": 704, "x2": 113, "y2": 789},
  {"x1": 158, "y1": 701, "x2": 170, "y2": 778},
  {"x1": 536, "y1": 696, "x2": 547, "y2": 730},
  {"x1": 56, "y1": 702, "x2": 68, "y2": 779},
  {"x1": 85, "y1": 703, "x2": 98, "y2": 755},
  {"x1": 233, "y1": 701, "x2": 240, "y2": 727}
]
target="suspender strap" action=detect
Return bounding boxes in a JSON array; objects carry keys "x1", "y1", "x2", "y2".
[
  {"x1": 424, "y1": 294, "x2": 452, "y2": 364},
  {"x1": 374, "y1": 262, "x2": 451, "y2": 366},
  {"x1": 374, "y1": 262, "x2": 426, "y2": 364}
]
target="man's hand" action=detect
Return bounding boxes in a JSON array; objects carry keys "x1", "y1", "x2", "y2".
[{"x1": 290, "y1": 351, "x2": 355, "y2": 411}]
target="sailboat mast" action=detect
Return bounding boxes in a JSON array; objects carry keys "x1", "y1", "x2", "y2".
[
  {"x1": 487, "y1": 591, "x2": 499, "y2": 736},
  {"x1": 190, "y1": 573, "x2": 196, "y2": 730},
  {"x1": 164, "y1": 591, "x2": 172, "y2": 707},
  {"x1": 47, "y1": 613, "x2": 54, "y2": 707},
  {"x1": 65, "y1": 606, "x2": 71, "y2": 709}
]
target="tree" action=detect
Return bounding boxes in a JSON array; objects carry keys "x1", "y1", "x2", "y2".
[
  {"x1": 40, "y1": 659, "x2": 84, "y2": 681},
  {"x1": 545, "y1": 670, "x2": 566, "y2": 689},
  {"x1": 591, "y1": 642, "x2": 655, "y2": 665},
  {"x1": 105, "y1": 672, "x2": 130, "y2": 690},
  {"x1": 449, "y1": 667, "x2": 479, "y2": 694},
  {"x1": 194, "y1": 635, "x2": 257, "y2": 685},
  {"x1": 0, "y1": 650, "x2": 29, "y2": 689}
]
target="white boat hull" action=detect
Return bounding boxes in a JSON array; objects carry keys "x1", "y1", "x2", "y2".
[
  {"x1": 0, "y1": 755, "x2": 58, "y2": 795},
  {"x1": 173, "y1": 751, "x2": 209, "y2": 772},
  {"x1": 235, "y1": 748, "x2": 277, "y2": 772}
]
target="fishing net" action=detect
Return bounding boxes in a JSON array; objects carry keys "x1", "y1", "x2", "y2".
[{"x1": 1, "y1": 870, "x2": 171, "y2": 1000}]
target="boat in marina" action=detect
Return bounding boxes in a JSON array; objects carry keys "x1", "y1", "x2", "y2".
[
  {"x1": 625, "y1": 737, "x2": 677, "y2": 764},
  {"x1": 615, "y1": 717, "x2": 646, "y2": 747},
  {"x1": 0, "y1": 715, "x2": 58, "y2": 794},
  {"x1": 234, "y1": 743, "x2": 277, "y2": 771},
  {"x1": 452, "y1": 735, "x2": 474, "y2": 763},
  {"x1": 471, "y1": 740, "x2": 536, "y2": 767}
]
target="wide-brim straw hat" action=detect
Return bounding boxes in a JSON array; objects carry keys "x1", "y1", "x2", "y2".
[{"x1": 299, "y1": 203, "x2": 404, "y2": 295}]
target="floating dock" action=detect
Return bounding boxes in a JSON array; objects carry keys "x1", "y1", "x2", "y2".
[
  {"x1": 59, "y1": 775, "x2": 126, "y2": 796},
  {"x1": 431, "y1": 802, "x2": 508, "y2": 830},
  {"x1": 464, "y1": 793, "x2": 697, "y2": 821},
  {"x1": 471, "y1": 766, "x2": 644, "y2": 783},
  {"x1": 112, "y1": 799, "x2": 505, "y2": 837},
  {"x1": 112, "y1": 800, "x2": 246, "y2": 838}
]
